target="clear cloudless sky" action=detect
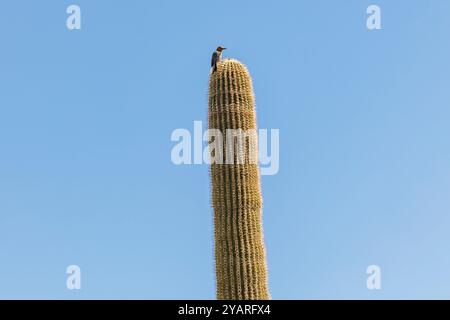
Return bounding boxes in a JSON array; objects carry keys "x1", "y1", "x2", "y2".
[{"x1": 1, "y1": 0, "x2": 450, "y2": 299}]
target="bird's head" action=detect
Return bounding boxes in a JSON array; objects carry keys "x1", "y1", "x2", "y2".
[{"x1": 216, "y1": 46, "x2": 226, "y2": 52}]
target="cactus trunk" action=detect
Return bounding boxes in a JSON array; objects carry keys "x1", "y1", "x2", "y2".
[{"x1": 208, "y1": 59, "x2": 270, "y2": 300}]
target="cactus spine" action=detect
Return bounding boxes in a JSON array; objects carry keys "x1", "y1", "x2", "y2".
[{"x1": 208, "y1": 59, "x2": 270, "y2": 300}]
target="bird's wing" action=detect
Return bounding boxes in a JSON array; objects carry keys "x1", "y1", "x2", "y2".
[{"x1": 211, "y1": 52, "x2": 218, "y2": 68}]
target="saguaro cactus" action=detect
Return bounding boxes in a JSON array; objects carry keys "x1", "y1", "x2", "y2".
[{"x1": 208, "y1": 59, "x2": 270, "y2": 300}]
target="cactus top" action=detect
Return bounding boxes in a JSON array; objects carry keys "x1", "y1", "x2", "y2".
[{"x1": 209, "y1": 59, "x2": 257, "y2": 122}]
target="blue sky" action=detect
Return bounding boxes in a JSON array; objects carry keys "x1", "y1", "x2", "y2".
[{"x1": 1, "y1": 0, "x2": 450, "y2": 299}]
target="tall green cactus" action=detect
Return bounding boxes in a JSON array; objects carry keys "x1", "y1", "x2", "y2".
[{"x1": 208, "y1": 59, "x2": 270, "y2": 300}]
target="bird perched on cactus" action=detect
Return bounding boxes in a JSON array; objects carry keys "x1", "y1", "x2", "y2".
[
  {"x1": 211, "y1": 46, "x2": 226, "y2": 73},
  {"x1": 208, "y1": 58, "x2": 270, "y2": 300}
]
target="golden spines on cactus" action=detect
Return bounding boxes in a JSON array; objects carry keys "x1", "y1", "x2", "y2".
[{"x1": 208, "y1": 58, "x2": 270, "y2": 300}]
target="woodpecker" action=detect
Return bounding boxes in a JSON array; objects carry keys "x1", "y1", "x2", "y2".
[{"x1": 211, "y1": 46, "x2": 226, "y2": 73}]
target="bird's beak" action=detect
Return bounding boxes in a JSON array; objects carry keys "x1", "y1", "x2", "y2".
[{"x1": 223, "y1": 48, "x2": 227, "y2": 50}]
